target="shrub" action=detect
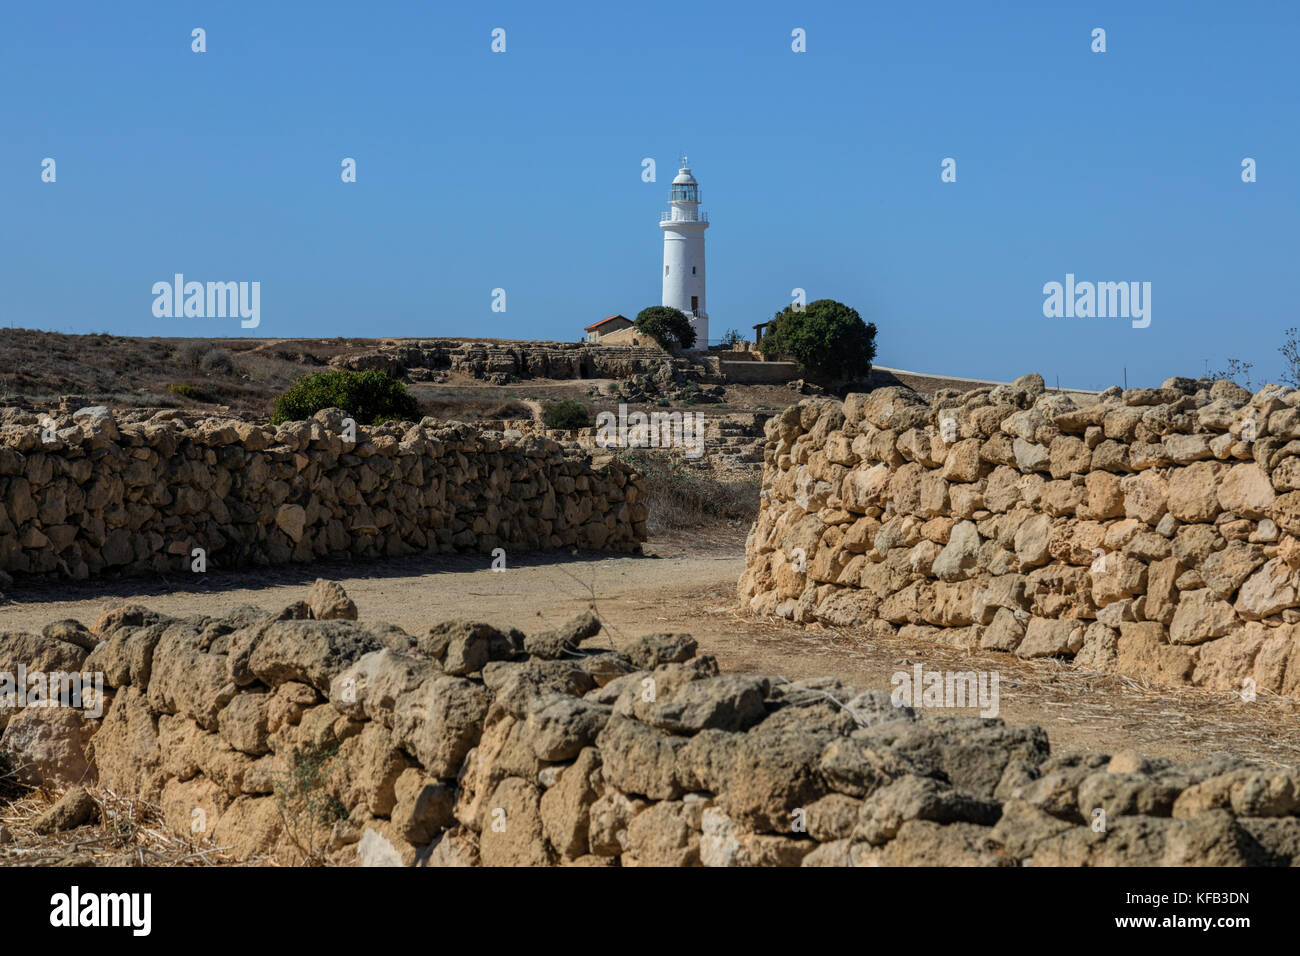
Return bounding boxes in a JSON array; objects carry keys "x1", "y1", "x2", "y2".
[
  {"x1": 759, "y1": 299, "x2": 876, "y2": 381},
  {"x1": 166, "y1": 383, "x2": 216, "y2": 402},
  {"x1": 174, "y1": 340, "x2": 231, "y2": 373},
  {"x1": 541, "y1": 398, "x2": 591, "y2": 429},
  {"x1": 721, "y1": 328, "x2": 744, "y2": 347},
  {"x1": 634, "y1": 306, "x2": 697, "y2": 350},
  {"x1": 199, "y1": 347, "x2": 234, "y2": 375},
  {"x1": 273, "y1": 744, "x2": 347, "y2": 865},
  {"x1": 1280, "y1": 330, "x2": 1300, "y2": 389},
  {"x1": 616, "y1": 452, "x2": 759, "y2": 534},
  {"x1": 271, "y1": 369, "x2": 421, "y2": 425},
  {"x1": 1209, "y1": 359, "x2": 1254, "y2": 390},
  {"x1": 484, "y1": 400, "x2": 532, "y2": 420},
  {"x1": 174, "y1": 341, "x2": 206, "y2": 371}
]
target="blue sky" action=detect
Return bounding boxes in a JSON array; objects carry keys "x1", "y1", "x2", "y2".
[{"x1": 2, "y1": 0, "x2": 1297, "y2": 389}]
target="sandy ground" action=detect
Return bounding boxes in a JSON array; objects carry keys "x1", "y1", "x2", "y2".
[{"x1": 3, "y1": 533, "x2": 1297, "y2": 771}]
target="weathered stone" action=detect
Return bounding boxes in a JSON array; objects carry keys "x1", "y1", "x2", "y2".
[
  {"x1": 0, "y1": 706, "x2": 96, "y2": 787},
  {"x1": 306, "y1": 579, "x2": 358, "y2": 621},
  {"x1": 33, "y1": 785, "x2": 100, "y2": 834},
  {"x1": 392, "y1": 675, "x2": 493, "y2": 777}
]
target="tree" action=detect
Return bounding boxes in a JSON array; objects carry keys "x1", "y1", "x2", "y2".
[
  {"x1": 758, "y1": 299, "x2": 876, "y2": 381},
  {"x1": 634, "y1": 306, "x2": 697, "y2": 350}
]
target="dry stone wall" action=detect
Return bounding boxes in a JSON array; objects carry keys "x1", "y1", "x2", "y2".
[
  {"x1": 3, "y1": 582, "x2": 1299, "y2": 866},
  {"x1": 739, "y1": 374, "x2": 1300, "y2": 699},
  {"x1": 0, "y1": 406, "x2": 645, "y2": 584},
  {"x1": 337, "y1": 339, "x2": 675, "y2": 383},
  {"x1": 480, "y1": 414, "x2": 768, "y2": 468}
]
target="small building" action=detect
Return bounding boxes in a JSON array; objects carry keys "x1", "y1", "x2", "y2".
[
  {"x1": 584, "y1": 315, "x2": 633, "y2": 343},
  {"x1": 598, "y1": 324, "x2": 665, "y2": 349}
]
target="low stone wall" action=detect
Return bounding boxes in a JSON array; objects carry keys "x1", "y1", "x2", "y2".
[
  {"x1": 0, "y1": 406, "x2": 645, "y2": 583},
  {"x1": 479, "y1": 414, "x2": 768, "y2": 467},
  {"x1": 739, "y1": 375, "x2": 1300, "y2": 699},
  {"x1": 337, "y1": 339, "x2": 674, "y2": 383},
  {"x1": 720, "y1": 360, "x2": 801, "y2": 384},
  {"x1": 2, "y1": 583, "x2": 1298, "y2": 866}
]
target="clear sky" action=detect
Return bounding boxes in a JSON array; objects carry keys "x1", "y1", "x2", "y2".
[{"x1": 2, "y1": 0, "x2": 1297, "y2": 390}]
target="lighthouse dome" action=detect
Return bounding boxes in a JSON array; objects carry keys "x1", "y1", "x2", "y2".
[{"x1": 672, "y1": 167, "x2": 697, "y2": 185}]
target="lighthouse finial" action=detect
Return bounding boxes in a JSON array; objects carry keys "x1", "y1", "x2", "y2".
[{"x1": 680, "y1": 153, "x2": 688, "y2": 168}]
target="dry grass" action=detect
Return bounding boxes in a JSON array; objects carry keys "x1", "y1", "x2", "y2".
[
  {"x1": 0, "y1": 785, "x2": 257, "y2": 867},
  {"x1": 0, "y1": 329, "x2": 378, "y2": 419},
  {"x1": 706, "y1": 605, "x2": 1300, "y2": 770},
  {"x1": 618, "y1": 451, "x2": 760, "y2": 535}
]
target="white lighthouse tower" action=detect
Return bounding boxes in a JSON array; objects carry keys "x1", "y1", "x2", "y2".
[{"x1": 660, "y1": 157, "x2": 709, "y2": 348}]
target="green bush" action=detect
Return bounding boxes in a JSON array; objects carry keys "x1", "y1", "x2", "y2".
[
  {"x1": 271, "y1": 369, "x2": 421, "y2": 426},
  {"x1": 166, "y1": 383, "x2": 216, "y2": 402},
  {"x1": 759, "y1": 299, "x2": 876, "y2": 382},
  {"x1": 541, "y1": 398, "x2": 591, "y2": 429},
  {"x1": 634, "y1": 306, "x2": 697, "y2": 350}
]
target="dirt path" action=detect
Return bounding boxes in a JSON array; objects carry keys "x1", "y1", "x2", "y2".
[{"x1": 4, "y1": 535, "x2": 1297, "y2": 770}]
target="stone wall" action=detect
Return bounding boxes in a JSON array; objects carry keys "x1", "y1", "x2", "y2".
[
  {"x1": 335, "y1": 339, "x2": 676, "y2": 384},
  {"x1": 738, "y1": 374, "x2": 1300, "y2": 699},
  {"x1": 480, "y1": 414, "x2": 768, "y2": 468},
  {"x1": 720, "y1": 360, "x2": 801, "y2": 384},
  {"x1": 3, "y1": 583, "x2": 1298, "y2": 866},
  {"x1": 0, "y1": 406, "x2": 645, "y2": 584}
]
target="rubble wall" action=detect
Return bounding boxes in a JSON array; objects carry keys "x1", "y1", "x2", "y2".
[
  {"x1": 738, "y1": 376, "x2": 1300, "y2": 699},
  {"x1": 0, "y1": 407, "x2": 645, "y2": 583},
  {"x1": 4, "y1": 585, "x2": 1298, "y2": 866},
  {"x1": 339, "y1": 339, "x2": 674, "y2": 382},
  {"x1": 7, "y1": 590, "x2": 1300, "y2": 868}
]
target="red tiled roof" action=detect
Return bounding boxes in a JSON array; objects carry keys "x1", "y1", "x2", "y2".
[{"x1": 585, "y1": 315, "x2": 631, "y2": 332}]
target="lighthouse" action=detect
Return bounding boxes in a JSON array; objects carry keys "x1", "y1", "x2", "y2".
[{"x1": 660, "y1": 157, "x2": 709, "y2": 348}]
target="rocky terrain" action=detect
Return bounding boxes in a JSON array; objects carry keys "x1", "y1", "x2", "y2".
[
  {"x1": 3, "y1": 581, "x2": 1298, "y2": 866},
  {"x1": 0, "y1": 329, "x2": 791, "y2": 424},
  {"x1": 741, "y1": 372, "x2": 1300, "y2": 699}
]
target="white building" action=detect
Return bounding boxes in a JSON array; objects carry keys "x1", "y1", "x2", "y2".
[{"x1": 660, "y1": 158, "x2": 709, "y2": 348}]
